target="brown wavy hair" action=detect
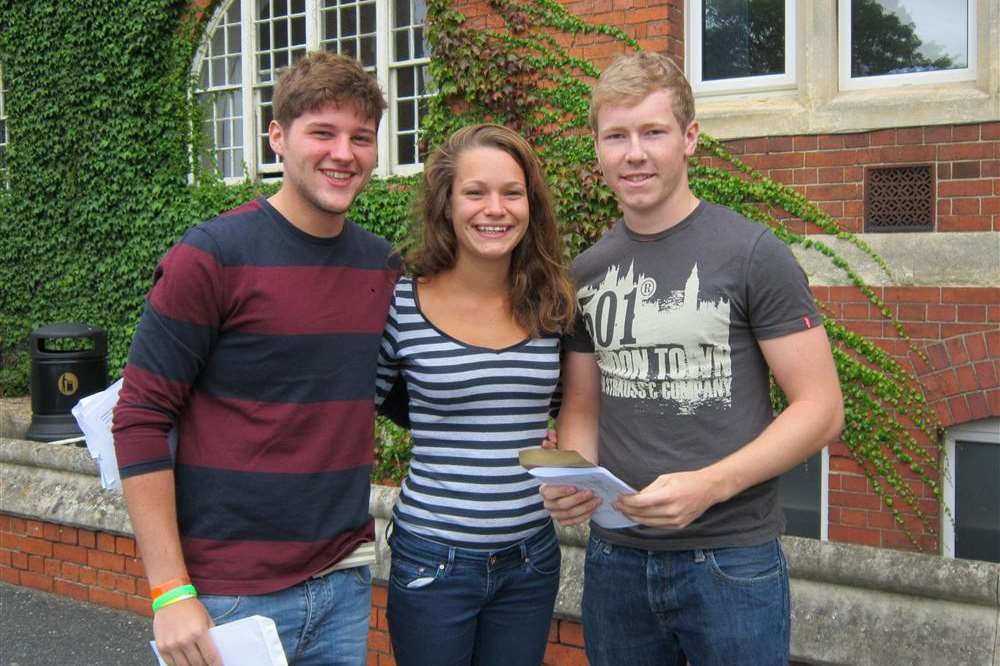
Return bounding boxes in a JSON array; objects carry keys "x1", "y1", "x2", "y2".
[
  {"x1": 406, "y1": 124, "x2": 576, "y2": 338},
  {"x1": 272, "y1": 51, "x2": 387, "y2": 129}
]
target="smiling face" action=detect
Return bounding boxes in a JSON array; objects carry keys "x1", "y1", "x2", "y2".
[
  {"x1": 594, "y1": 89, "x2": 699, "y2": 233},
  {"x1": 449, "y1": 146, "x2": 530, "y2": 266},
  {"x1": 268, "y1": 101, "x2": 378, "y2": 235}
]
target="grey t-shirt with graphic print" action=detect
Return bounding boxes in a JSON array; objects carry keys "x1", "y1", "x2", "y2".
[{"x1": 565, "y1": 201, "x2": 822, "y2": 551}]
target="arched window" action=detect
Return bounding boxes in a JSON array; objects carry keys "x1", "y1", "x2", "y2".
[{"x1": 193, "y1": 0, "x2": 430, "y2": 180}]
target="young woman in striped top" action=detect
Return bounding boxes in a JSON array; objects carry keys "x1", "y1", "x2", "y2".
[{"x1": 375, "y1": 123, "x2": 576, "y2": 666}]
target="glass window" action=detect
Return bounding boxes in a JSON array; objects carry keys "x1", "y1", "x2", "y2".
[
  {"x1": 778, "y1": 448, "x2": 827, "y2": 540},
  {"x1": 193, "y1": 0, "x2": 431, "y2": 180},
  {"x1": 944, "y1": 419, "x2": 1000, "y2": 563},
  {"x1": 688, "y1": 0, "x2": 795, "y2": 94},
  {"x1": 839, "y1": 0, "x2": 976, "y2": 90}
]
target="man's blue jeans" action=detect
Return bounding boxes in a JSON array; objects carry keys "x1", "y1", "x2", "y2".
[
  {"x1": 199, "y1": 565, "x2": 371, "y2": 666},
  {"x1": 386, "y1": 521, "x2": 561, "y2": 666},
  {"x1": 582, "y1": 535, "x2": 789, "y2": 666}
]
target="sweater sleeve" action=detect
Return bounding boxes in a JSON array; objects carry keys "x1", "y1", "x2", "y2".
[{"x1": 112, "y1": 228, "x2": 225, "y2": 478}]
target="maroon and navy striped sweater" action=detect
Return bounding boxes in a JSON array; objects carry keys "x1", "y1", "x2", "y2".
[{"x1": 113, "y1": 198, "x2": 399, "y2": 595}]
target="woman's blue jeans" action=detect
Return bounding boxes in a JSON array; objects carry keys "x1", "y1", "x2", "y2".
[
  {"x1": 582, "y1": 535, "x2": 790, "y2": 666},
  {"x1": 386, "y1": 521, "x2": 561, "y2": 666}
]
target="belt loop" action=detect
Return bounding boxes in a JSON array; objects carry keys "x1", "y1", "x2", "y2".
[
  {"x1": 384, "y1": 518, "x2": 395, "y2": 545},
  {"x1": 694, "y1": 549, "x2": 706, "y2": 563},
  {"x1": 520, "y1": 541, "x2": 529, "y2": 562}
]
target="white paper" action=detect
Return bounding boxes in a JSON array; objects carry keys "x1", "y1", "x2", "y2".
[
  {"x1": 71, "y1": 378, "x2": 177, "y2": 490},
  {"x1": 528, "y1": 466, "x2": 639, "y2": 529},
  {"x1": 71, "y1": 378, "x2": 124, "y2": 490},
  {"x1": 150, "y1": 615, "x2": 288, "y2": 666}
]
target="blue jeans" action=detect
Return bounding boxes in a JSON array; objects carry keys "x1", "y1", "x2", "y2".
[
  {"x1": 386, "y1": 522, "x2": 561, "y2": 666},
  {"x1": 199, "y1": 565, "x2": 371, "y2": 666},
  {"x1": 582, "y1": 536, "x2": 789, "y2": 666}
]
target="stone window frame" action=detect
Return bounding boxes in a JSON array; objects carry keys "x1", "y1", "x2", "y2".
[
  {"x1": 689, "y1": 0, "x2": 998, "y2": 140},
  {"x1": 192, "y1": 0, "x2": 431, "y2": 182}
]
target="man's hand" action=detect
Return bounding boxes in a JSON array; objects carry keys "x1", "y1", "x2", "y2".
[
  {"x1": 541, "y1": 428, "x2": 558, "y2": 449},
  {"x1": 152, "y1": 598, "x2": 221, "y2": 666},
  {"x1": 540, "y1": 484, "x2": 602, "y2": 526},
  {"x1": 614, "y1": 470, "x2": 719, "y2": 529}
]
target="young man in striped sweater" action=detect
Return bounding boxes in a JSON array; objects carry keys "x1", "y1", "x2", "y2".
[{"x1": 113, "y1": 52, "x2": 400, "y2": 666}]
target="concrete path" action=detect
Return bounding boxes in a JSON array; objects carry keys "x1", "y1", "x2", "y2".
[{"x1": 1, "y1": 582, "x2": 155, "y2": 665}]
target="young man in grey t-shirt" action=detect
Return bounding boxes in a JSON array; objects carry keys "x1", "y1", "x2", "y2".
[{"x1": 540, "y1": 52, "x2": 844, "y2": 666}]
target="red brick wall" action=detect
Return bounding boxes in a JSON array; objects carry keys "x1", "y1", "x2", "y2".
[
  {"x1": 0, "y1": 514, "x2": 591, "y2": 665},
  {"x1": 717, "y1": 122, "x2": 1000, "y2": 233},
  {"x1": 811, "y1": 284, "x2": 1000, "y2": 552},
  {"x1": 452, "y1": 0, "x2": 681, "y2": 71}
]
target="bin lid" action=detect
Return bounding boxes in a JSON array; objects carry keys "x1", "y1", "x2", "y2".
[
  {"x1": 30, "y1": 321, "x2": 106, "y2": 339},
  {"x1": 29, "y1": 321, "x2": 107, "y2": 356}
]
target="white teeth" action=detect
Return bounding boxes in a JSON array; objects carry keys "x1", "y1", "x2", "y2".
[
  {"x1": 323, "y1": 171, "x2": 350, "y2": 181},
  {"x1": 476, "y1": 226, "x2": 507, "y2": 233}
]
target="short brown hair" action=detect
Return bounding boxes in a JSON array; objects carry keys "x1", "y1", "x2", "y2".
[
  {"x1": 407, "y1": 124, "x2": 576, "y2": 337},
  {"x1": 589, "y1": 52, "x2": 694, "y2": 131},
  {"x1": 272, "y1": 51, "x2": 387, "y2": 129}
]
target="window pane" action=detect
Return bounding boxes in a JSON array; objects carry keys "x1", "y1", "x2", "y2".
[
  {"x1": 955, "y1": 439, "x2": 1000, "y2": 562},
  {"x1": 778, "y1": 451, "x2": 821, "y2": 539},
  {"x1": 360, "y1": 36, "x2": 377, "y2": 68},
  {"x1": 394, "y1": 28, "x2": 409, "y2": 62},
  {"x1": 397, "y1": 66, "x2": 414, "y2": 97},
  {"x1": 702, "y1": 0, "x2": 785, "y2": 81},
  {"x1": 397, "y1": 133, "x2": 415, "y2": 165},
  {"x1": 341, "y1": 6, "x2": 357, "y2": 36},
  {"x1": 361, "y1": 2, "x2": 376, "y2": 32},
  {"x1": 851, "y1": 0, "x2": 968, "y2": 78},
  {"x1": 394, "y1": 0, "x2": 410, "y2": 26},
  {"x1": 323, "y1": 9, "x2": 338, "y2": 39},
  {"x1": 398, "y1": 100, "x2": 414, "y2": 131},
  {"x1": 292, "y1": 16, "x2": 306, "y2": 45}
]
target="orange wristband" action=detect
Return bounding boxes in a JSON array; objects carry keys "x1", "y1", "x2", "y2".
[{"x1": 150, "y1": 576, "x2": 192, "y2": 601}]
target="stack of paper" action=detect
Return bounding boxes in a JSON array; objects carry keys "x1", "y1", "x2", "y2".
[
  {"x1": 518, "y1": 449, "x2": 639, "y2": 529},
  {"x1": 150, "y1": 615, "x2": 288, "y2": 665},
  {"x1": 70, "y1": 378, "x2": 177, "y2": 490},
  {"x1": 71, "y1": 378, "x2": 125, "y2": 490}
]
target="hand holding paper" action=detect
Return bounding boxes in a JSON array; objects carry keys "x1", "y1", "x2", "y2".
[
  {"x1": 151, "y1": 615, "x2": 288, "y2": 666},
  {"x1": 520, "y1": 449, "x2": 638, "y2": 529}
]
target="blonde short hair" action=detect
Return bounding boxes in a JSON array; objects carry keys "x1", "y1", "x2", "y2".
[{"x1": 589, "y1": 52, "x2": 694, "y2": 131}]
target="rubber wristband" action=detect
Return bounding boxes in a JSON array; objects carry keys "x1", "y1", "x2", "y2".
[
  {"x1": 150, "y1": 576, "x2": 191, "y2": 601},
  {"x1": 151, "y1": 584, "x2": 198, "y2": 612},
  {"x1": 154, "y1": 593, "x2": 198, "y2": 612}
]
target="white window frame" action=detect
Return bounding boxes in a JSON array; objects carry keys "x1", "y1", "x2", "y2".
[
  {"x1": 942, "y1": 417, "x2": 1000, "y2": 559},
  {"x1": 838, "y1": 0, "x2": 977, "y2": 91},
  {"x1": 687, "y1": 0, "x2": 797, "y2": 96},
  {"x1": 192, "y1": 0, "x2": 429, "y2": 182}
]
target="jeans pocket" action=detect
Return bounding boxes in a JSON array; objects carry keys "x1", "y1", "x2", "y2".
[
  {"x1": 199, "y1": 594, "x2": 242, "y2": 623},
  {"x1": 526, "y1": 532, "x2": 561, "y2": 576},
  {"x1": 585, "y1": 534, "x2": 613, "y2": 561},
  {"x1": 389, "y1": 552, "x2": 447, "y2": 591},
  {"x1": 707, "y1": 540, "x2": 783, "y2": 585},
  {"x1": 350, "y1": 564, "x2": 373, "y2": 587}
]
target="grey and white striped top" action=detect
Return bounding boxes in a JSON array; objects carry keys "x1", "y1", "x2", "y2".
[{"x1": 375, "y1": 277, "x2": 560, "y2": 550}]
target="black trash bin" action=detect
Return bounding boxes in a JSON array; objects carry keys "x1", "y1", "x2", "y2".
[{"x1": 25, "y1": 322, "x2": 109, "y2": 443}]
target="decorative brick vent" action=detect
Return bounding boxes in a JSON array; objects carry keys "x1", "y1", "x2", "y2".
[{"x1": 864, "y1": 165, "x2": 935, "y2": 232}]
